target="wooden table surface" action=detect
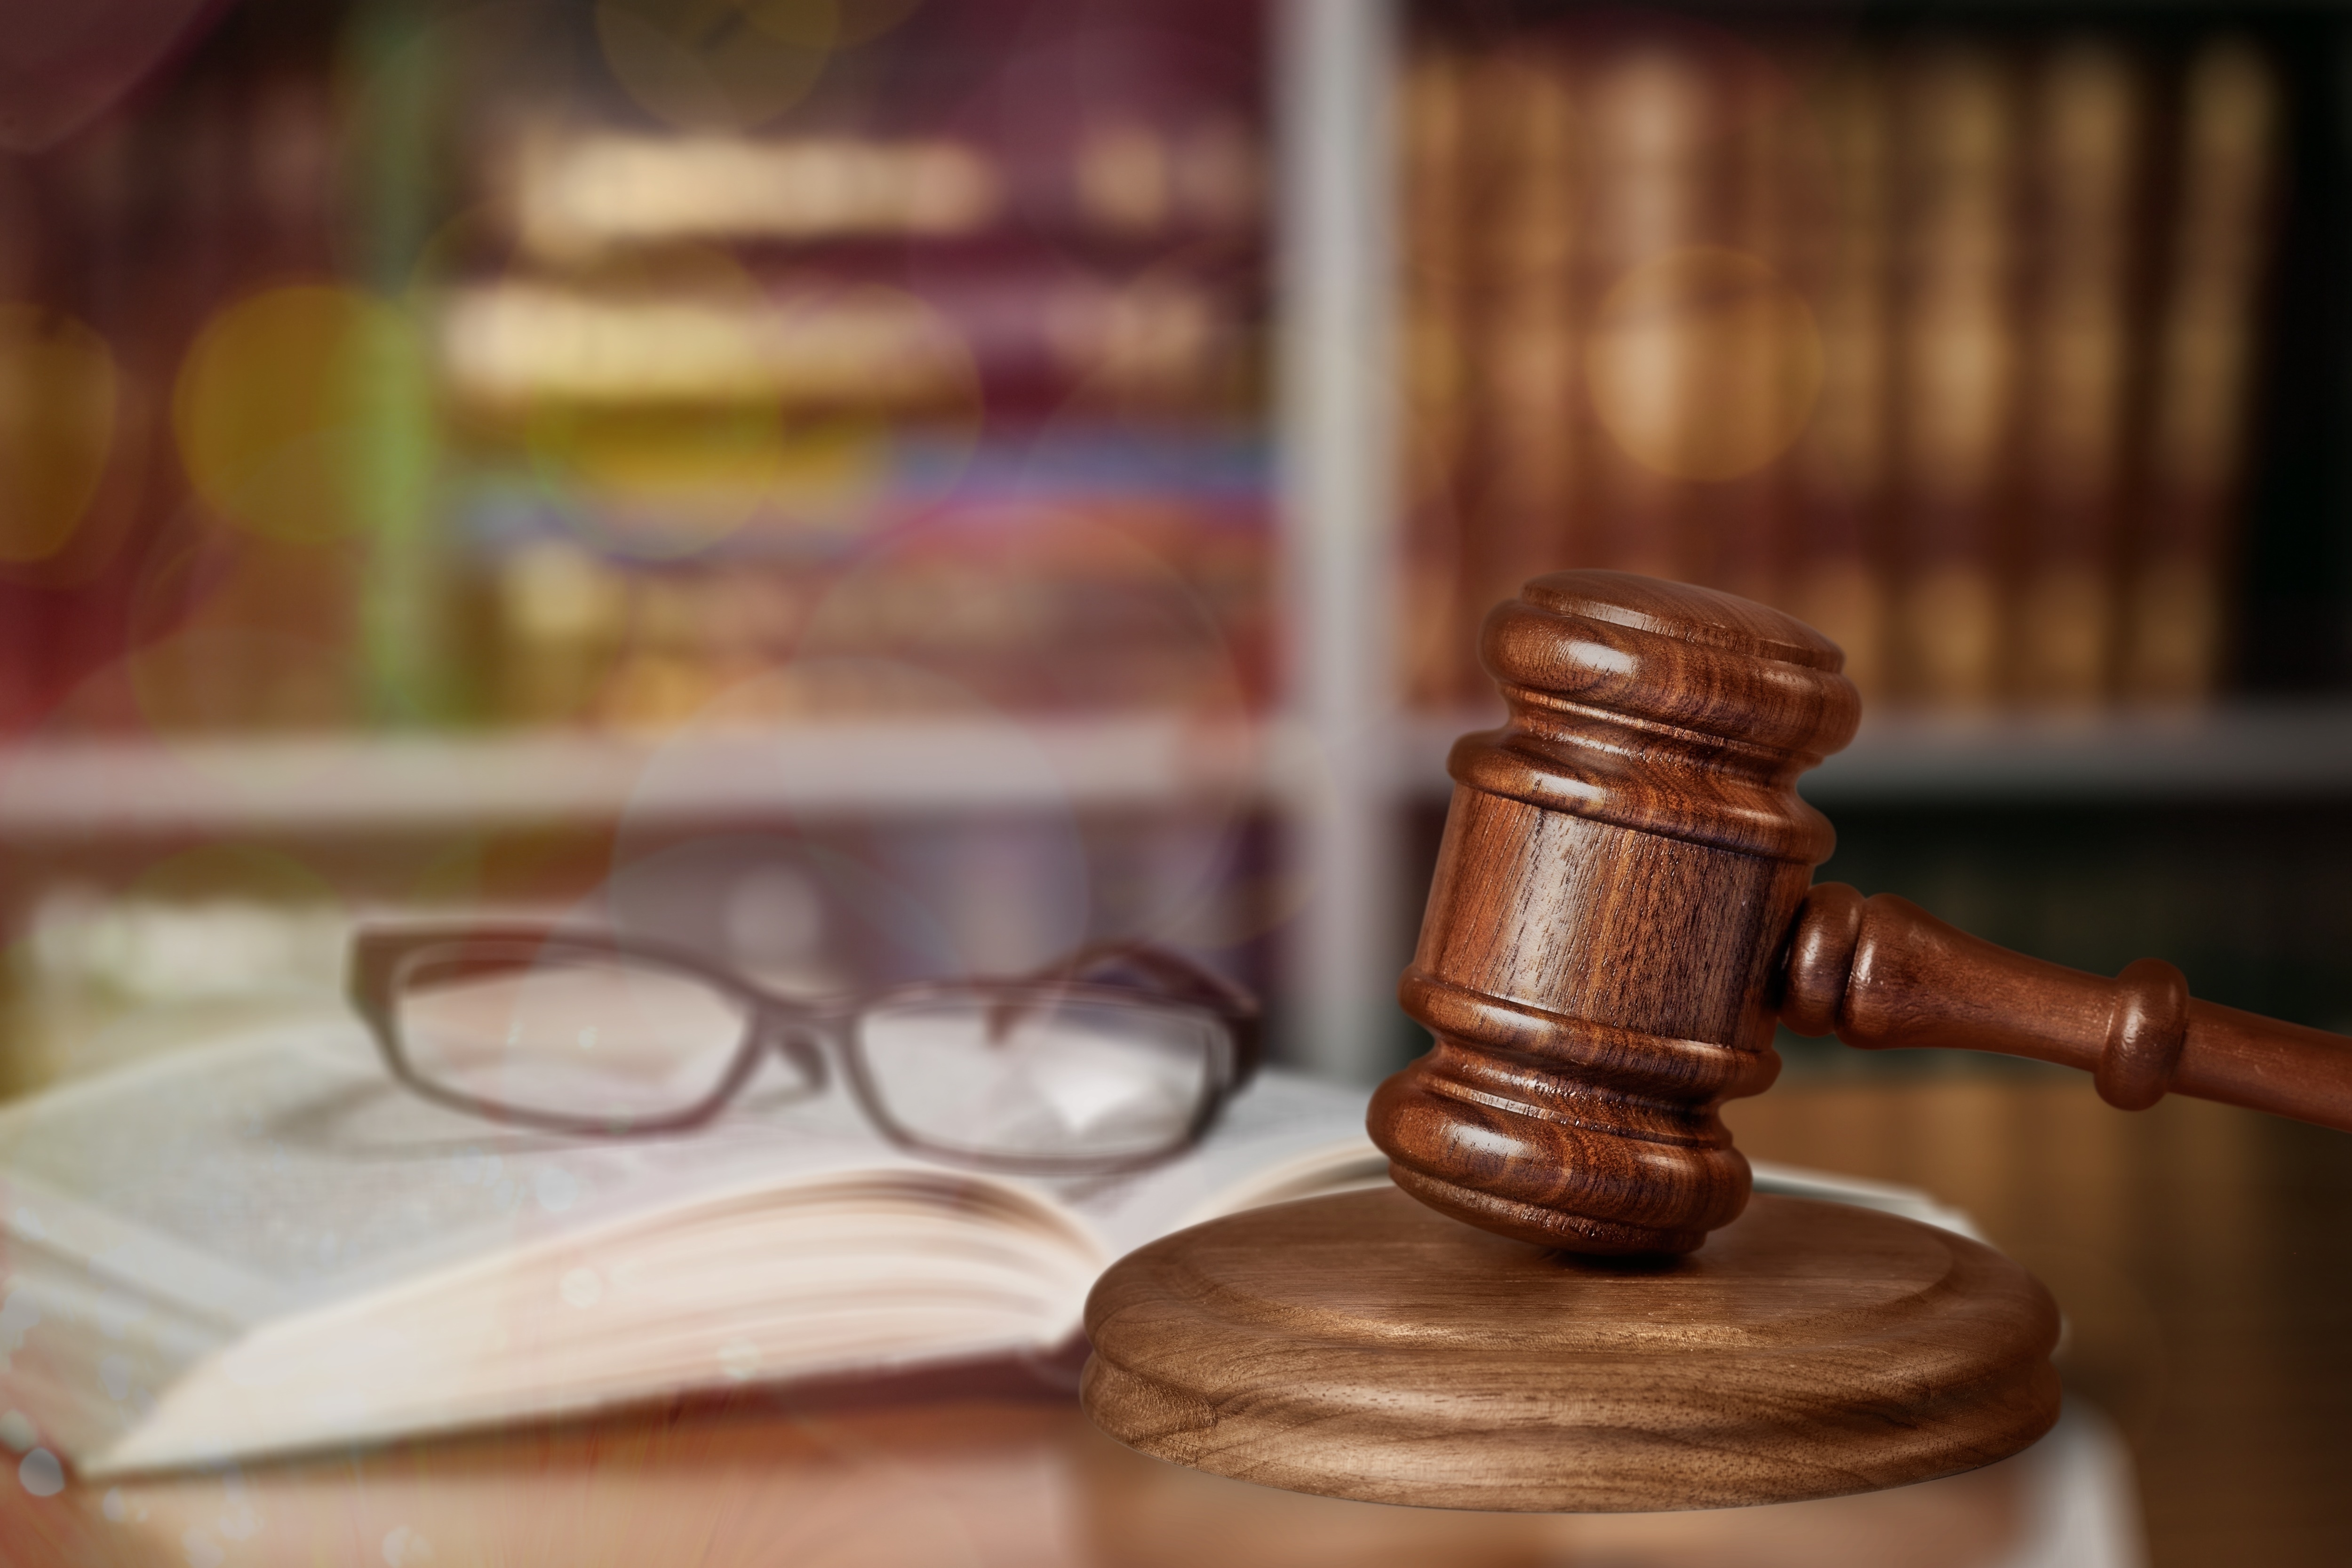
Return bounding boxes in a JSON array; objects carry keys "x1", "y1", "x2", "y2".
[
  {"x1": 1, "y1": 1066, "x2": 2342, "y2": 1568},
  {"x1": 0, "y1": 1386, "x2": 2107, "y2": 1568},
  {"x1": 1730, "y1": 1063, "x2": 2352, "y2": 1568}
]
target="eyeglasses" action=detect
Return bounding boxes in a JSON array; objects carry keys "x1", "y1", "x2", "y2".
[{"x1": 347, "y1": 926, "x2": 1261, "y2": 1175}]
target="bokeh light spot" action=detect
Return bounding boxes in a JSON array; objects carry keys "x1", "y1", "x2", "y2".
[
  {"x1": 1586, "y1": 246, "x2": 1822, "y2": 483},
  {"x1": 173, "y1": 285, "x2": 430, "y2": 545},
  {"x1": 0, "y1": 303, "x2": 117, "y2": 563},
  {"x1": 16, "y1": 1446, "x2": 62, "y2": 1497}
]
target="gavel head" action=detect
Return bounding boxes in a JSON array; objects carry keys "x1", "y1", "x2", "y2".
[{"x1": 1370, "y1": 571, "x2": 1861, "y2": 1255}]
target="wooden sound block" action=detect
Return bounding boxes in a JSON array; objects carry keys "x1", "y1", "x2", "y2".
[{"x1": 1081, "y1": 1188, "x2": 2061, "y2": 1512}]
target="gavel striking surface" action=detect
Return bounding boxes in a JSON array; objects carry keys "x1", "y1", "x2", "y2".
[{"x1": 1082, "y1": 1188, "x2": 2059, "y2": 1511}]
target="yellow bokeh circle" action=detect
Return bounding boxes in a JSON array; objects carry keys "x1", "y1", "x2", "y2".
[
  {"x1": 1586, "y1": 247, "x2": 1822, "y2": 483},
  {"x1": 174, "y1": 285, "x2": 429, "y2": 545},
  {"x1": 0, "y1": 302, "x2": 117, "y2": 563}
]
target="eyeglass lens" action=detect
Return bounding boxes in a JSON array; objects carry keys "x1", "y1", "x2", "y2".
[
  {"x1": 856, "y1": 993, "x2": 1218, "y2": 1162},
  {"x1": 395, "y1": 949, "x2": 752, "y2": 1122}
]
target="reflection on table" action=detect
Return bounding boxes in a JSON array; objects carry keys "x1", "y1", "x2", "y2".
[
  {"x1": 7, "y1": 1385, "x2": 2130, "y2": 1568},
  {"x1": 1731, "y1": 1064, "x2": 2352, "y2": 1568},
  {"x1": 9, "y1": 1065, "x2": 2343, "y2": 1567}
]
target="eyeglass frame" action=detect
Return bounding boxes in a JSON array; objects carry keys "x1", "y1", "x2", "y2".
[{"x1": 347, "y1": 924, "x2": 1265, "y2": 1176}]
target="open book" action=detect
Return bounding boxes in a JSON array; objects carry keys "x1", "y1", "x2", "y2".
[
  {"x1": 0, "y1": 1013, "x2": 1390, "y2": 1477},
  {"x1": 0, "y1": 1014, "x2": 1977, "y2": 1479}
]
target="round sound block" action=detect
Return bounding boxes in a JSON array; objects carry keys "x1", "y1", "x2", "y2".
[{"x1": 1081, "y1": 1187, "x2": 2060, "y2": 1512}]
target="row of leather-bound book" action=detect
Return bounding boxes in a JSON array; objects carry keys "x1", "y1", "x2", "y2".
[
  {"x1": 1399, "y1": 23, "x2": 2280, "y2": 712},
  {"x1": 0, "y1": 0, "x2": 1273, "y2": 737}
]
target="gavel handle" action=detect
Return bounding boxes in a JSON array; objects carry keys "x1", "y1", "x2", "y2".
[{"x1": 1778, "y1": 883, "x2": 2352, "y2": 1132}]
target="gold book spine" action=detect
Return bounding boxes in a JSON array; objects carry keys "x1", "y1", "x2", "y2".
[
  {"x1": 2014, "y1": 41, "x2": 2145, "y2": 709},
  {"x1": 2123, "y1": 40, "x2": 2279, "y2": 705},
  {"x1": 1399, "y1": 47, "x2": 1474, "y2": 709},
  {"x1": 1785, "y1": 51, "x2": 1894, "y2": 702},
  {"x1": 1455, "y1": 43, "x2": 1582, "y2": 703},
  {"x1": 1579, "y1": 43, "x2": 1714, "y2": 583},
  {"x1": 1890, "y1": 44, "x2": 2019, "y2": 712}
]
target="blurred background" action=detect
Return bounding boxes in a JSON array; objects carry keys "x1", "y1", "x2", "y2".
[
  {"x1": 1, "y1": 0, "x2": 2350, "y2": 1562},
  {"x1": 0, "y1": 0, "x2": 1281, "y2": 1083}
]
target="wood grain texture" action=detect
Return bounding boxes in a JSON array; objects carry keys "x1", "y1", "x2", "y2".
[
  {"x1": 1375, "y1": 572, "x2": 1861, "y2": 1253},
  {"x1": 1378, "y1": 569, "x2": 2352, "y2": 1259},
  {"x1": 1779, "y1": 882, "x2": 2352, "y2": 1130},
  {"x1": 1081, "y1": 1188, "x2": 2059, "y2": 1512}
]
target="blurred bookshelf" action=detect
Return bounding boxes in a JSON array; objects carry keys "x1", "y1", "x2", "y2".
[
  {"x1": 3, "y1": 0, "x2": 2352, "y2": 1094},
  {"x1": 1326, "y1": 0, "x2": 2352, "y2": 1086},
  {"x1": 0, "y1": 0, "x2": 1294, "y2": 1083},
  {"x1": 1392, "y1": 10, "x2": 2293, "y2": 714}
]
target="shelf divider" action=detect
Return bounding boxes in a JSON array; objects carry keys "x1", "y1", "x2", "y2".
[{"x1": 1277, "y1": 0, "x2": 1404, "y2": 1082}]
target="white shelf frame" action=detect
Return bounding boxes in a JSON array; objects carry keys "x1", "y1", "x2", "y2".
[
  {"x1": 8, "y1": 703, "x2": 2352, "y2": 838},
  {"x1": 1275, "y1": 0, "x2": 1403, "y2": 1082},
  {"x1": 0, "y1": 718, "x2": 1310, "y2": 837}
]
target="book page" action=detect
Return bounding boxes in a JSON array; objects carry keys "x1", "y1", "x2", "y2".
[
  {"x1": 0, "y1": 1014, "x2": 985, "y2": 1317},
  {"x1": 101, "y1": 1176, "x2": 1107, "y2": 1475},
  {"x1": 0, "y1": 1014, "x2": 1096, "y2": 1469},
  {"x1": 1028, "y1": 1071, "x2": 1380, "y2": 1258},
  {"x1": 0, "y1": 1012, "x2": 1377, "y2": 1471}
]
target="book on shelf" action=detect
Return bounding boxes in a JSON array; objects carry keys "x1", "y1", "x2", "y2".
[
  {"x1": 1697, "y1": 50, "x2": 1801, "y2": 616},
  {"x1": 1398, "y1": 44, "x2": 1471, "y2": 709},
  {"x1": 2012, "y1": 41, "x2": 2143, "y2": 709},
  {"x1": 1576, "y1": 40, "x2": 1711, "y2": 586},
  {"x1": 2123, "y1": 39, "x2": 2279, "y2": 706},
  {"x1": 0, "y1": 0, "x2": 1274, "y2": 740},
  {"x1": 1888, "y1": 41, "x2": 2019, "y2": 713},
  {"x1": 1396, "y1": 20, "x2": 2283, "y2": 716},
  {"x1": 409, "y1": 3, "x2": 1273, "y2": 734},
  {"x1": 1782, "y1": 51, "x2": 1893, "y2": 703},
  {"x1": 1458, "y1": 44, "x2": 1582, "y2": 690},
  {"x1": 473, "y1": 483, "x2": 1272, "y2": 730},
  {"x1": 0, "y1": 1006, "x2": 1987, "y2": 1480}
]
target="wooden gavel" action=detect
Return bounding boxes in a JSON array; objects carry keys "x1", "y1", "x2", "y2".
[{"x1": 1371, "y1": 570, "x2": 2352, "y2": 1256}]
